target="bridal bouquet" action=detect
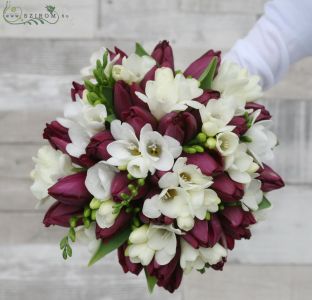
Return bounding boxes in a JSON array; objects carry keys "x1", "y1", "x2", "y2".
[{"x1": 31, "y1": 41, "x2": 284, "y2": 293}]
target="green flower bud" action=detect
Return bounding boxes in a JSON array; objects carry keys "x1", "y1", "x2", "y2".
[
  {"x1": 196, "y1": 132, "x2": 207, "y2": 143},
  {"x1": 83, "y1": 207, "x2": 91, "y2": 218},
  {"x1": 137, "y1": 178, "x2": 145, "y2": 186},
  {"x1": 194, "y1": 145, "x2": 204, "y2": 153},
  {"x1": 90, "y1": 198, "x2": 101, "y2": 210},
  {"x1": 205, "y1": 137, "x2": 217, "y2": 149},
  {"x1": 91, "y1": 210, "x2": 97, "y2": 221}
]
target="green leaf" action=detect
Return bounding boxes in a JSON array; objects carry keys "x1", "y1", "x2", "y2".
[
  {"x1": 199, "y1": 57, "x2": 218, "y2": 90},
  {"x1": 144, "y1": 268, "x2": 157, "y2": 294},
  {"x1": 258, "y1": 196, "x2": 272, "y2": 210},
  {"x1": 88, "y1": 227, "x2": 131, "y2": 267},
  {"x1": 60, "y1": 236, "x2": 68, "y2": 250},
  {"x1": 135, "y1": 42, "x2": 149, "y2": 57},
  {"x1": 84, "y1": 80, "x2": 96, "y2": 92},
  {"x1": 102, "y1": 51, "x2": 108, "y2": 69}
]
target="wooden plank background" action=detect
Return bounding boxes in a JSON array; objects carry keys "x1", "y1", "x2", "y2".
[{"x1": 0, "y1": 0, "x2": 311, "y2": 299}]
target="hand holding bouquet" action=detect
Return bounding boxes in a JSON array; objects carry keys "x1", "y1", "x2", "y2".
[{"x1": 31, "y1": 41, "x2": 284, "y2": 293}]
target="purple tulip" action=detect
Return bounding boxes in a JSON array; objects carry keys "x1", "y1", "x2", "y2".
[
  {"x1": 43, "y1": 201, "x2": 83, "y2": 227},
  {"x1": 211, "y1": 173, "x2": 244, "y2": 202},
  {"x1": 219, "y1": 206, "x2": 256, "y2": 250},
  {"x1": 158, "y1": 112, "x2": 197, "y2": 144},
  {"x1": 111, "y1": 172, "x2": 149, "y2": 202},
  {"x1": 147, "y1": 246, "x2": 183, "y2": 293},
  {"x1": 184, "y1": 49, "x2": 221, "y2": 79},
  {"x1": 71, "y1": 82, "x2": 85, "y2": 102},
  {"x1": 211, "y1": 257, "x2": 227, "y2": 271},
  {"x1": 108, "y1": 47, "x2": 127, "y2": 65},
  {"x1": 246, "y1": 102, "x2": 271, "y2": 122},
  {"x1": 129, "y1": 83, "x2": 149, "y2": 110},
  {"x1": 185, "y1": 152, "x2": 222, "y2": 176},
  {"x1": 195, "y1": 89, "x2": 220, "y2": 105},
  {"x1": 229, "y1": 116, "x2": 248, "y2": 136},
  {"x1": 48, "y1": 172, "x2": 92, "y2": 206},
  {"x1": 151, "y1": 40, "x2": 174, "y2": 70},
  {"x1": 183, "y1": 215, "x2": 222, "y2": 248},
  {"x1": 86, "y1": 130, "x2": 114, "y2": 161},
  {"x1": 96, "y1": 209, "x2": 131, "y2": 240},
  {"x1": 121, "y1": 106, "x2": 158, "y2": 137},
  {"x1": 118, "y1": 243, "x2": 143, "y2": 275},
  {"x1": 257, "y1": 164, "x2": 285, "y2": 192},
  {"x1": 141, "y1": 65, "x2": 157, "y2": 90},
  {"x1": 43, "y1": 121, "x2": 71, "y2": 152}
]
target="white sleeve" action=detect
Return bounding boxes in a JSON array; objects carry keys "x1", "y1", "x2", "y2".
[{"x1": 224, "y1": 0, "x2": 312, "y2": 90}]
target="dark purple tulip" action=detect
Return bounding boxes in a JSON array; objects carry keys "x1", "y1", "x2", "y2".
[
  {"x1": 184, "y1": 50, "x2": 221, "y2": 79},
  {"x1": 229, "y1": 116, "x2": 248, "y2": 136},
  {"x1": 48, "y1": 172, "x2": 92, "y2": 206},
  {"x1": 246, "y1": 102, "x2": 271, "y2": 122},
  {"x1": 151, "y1": 40, "x2": 174, "y2": 70},
  {"x1": 108, "y1": 47, "x2": 127, "y2": 65},
  {"x1": 121, "y1": 106, "x2": 158, "y2": 137},
  {"x1": 114, "y1": 81, "x2": 133, "y2": 119},
  {"x1": 118, "y1": 243, "x2": 143, "y2": 275},
  {"x1": 147, "y1": 246, "x2": 183, "y2": 293},
  {"x1": 185, "y1": 152, "x2": 222, "y2": 176},
  {"x1": 195, "y1": 89, "x2": 220, "y2": 105},
  {"x1": 211, "y1": 257, "x2": 227, "y2": 271},
  {"x1": 96, "y1": 209, "x2": 131, "y2": 240},
  {"x1": 43, "y1": 201, "x2": 83, "y2": 227},
  {"x1": 111, "y1": 172, "x2": 149, "y2": 202},
  {"x1": 257, "y1": 164, "x2": 285, "y2": 192},
  {"x1": 211, "y1": 173, "x2": 244, "y2": 202},
  {"x1": 219, "y1": 206, "x2": 256, "y2": 249},
  {"x1": 183, "y1": 215, "x2": 222, "y2": 248},
  {"x1": 129, "y1": 83, "x2": 149, "y2": 110},
  {"x1": 158, "y1": 112, "x2": 197, "y2": 144},
  {"x1": 71, "y1": 81, "x2": 85, "y2": 102},
  {"x1": 141, "y1": 65, "x2": 157, "y2": 90},
  {"x1": 43, "y1": 121, "x2": 71, "y2": 152},
  {"x1": 86, "y1": 130, "x2": 114, "y2": 161}
]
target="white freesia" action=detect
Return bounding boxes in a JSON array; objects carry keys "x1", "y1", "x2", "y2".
[
  {"x1": 85, "y1": 162, "x2": 117, "y2": 200},
  {"x1": 225, "y1": 144, "x2": 259, "y2": 184},
  {"x1": 180, "y1": 240, "x2": 227, "y2": 274},
  {"x1": 127, "y1": 224, "x2": 182, "y2": 266},
  {"x1": 158, "y1": 157, "x2": 213, "y2": 191},
  {"x1": 75, "y1": 223, "x2": 101, "y2": 256},
  {"x1": 81, "y1": 47, "x2": 120, "y2": 80},
  {"x1": 112, "y1": 53, "x2": 156, "y2": 84},
  {"x1": 212, "y1": 60, "x2": 263, "y2": 113},
  {"x1": 96, "y1": 199, "x2": 118, "y2": 228},
  {"x1": 30, "y1": 145, "x2": 73, "y2": 208},
  {"x1": 58, "y1": 92, "x2": 107, "y2": 157},
  {"x1": 107, "y1": 121, "x2": 182, "y2": 178},
  {"x1": 216, "y1": 131, "x2": 239, "y2": 156},
  {"x1": 136, "y1": 67, "x2": 203, "y2": 119},
  {"x1": 244, "y1": 120, "x2": 277, "y2": 164},
  {"x1": 200, "y1": 98, "x2": 235, "y2": 137},
  {"x1": 241, "y1": 179, "x2": 263, "y2": 211}
]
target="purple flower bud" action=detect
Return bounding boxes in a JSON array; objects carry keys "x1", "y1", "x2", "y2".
[
  {"x1": 185, "y1": 152, "x2": 222, "y2": 176},
  {"x1": 229, "y1": 116, "x2": 248, "y2": 136},
  {"x1": 48, "y1": 172, "x2": 92, "y2": 206},
  {"x1": 71, "y1": 81, "x2": 85, "y2": 102},
  {"x1": 257, "y1": 164, "x2": 285, "y2": 192},
  {"x1": 151, "y1": 40, "x2": 174, "y2": 70},
  {"x1": 43, "y1": 121, "x2": 71, "y2": 152},
  {"x1": 43, "y1": 201, "x2": 83, "y2": 227},
  {"x1": 121, "y1": 106, "x2": 157, "y2": 137},
  {"x1": 118, "y1": 243, "x2": 143, "y2": 275},
  {"x1": 108, "y1": 47, "x2": 127, "y2": 65},
  {"x1": 141, "y1": 65, "x2": 157, "y2": 90},
  {"x1": 86, "y1": 130, "x2": 114, "y2": 161},
  {"x1": 246, "y1": 102, "x2": 271, "y2": 122},
  {"x1": 147, "y1": 246, "x2": 183, "y2": 293},
  {"x1": 211, "y1": 174, "x2": 244, "y2": 202},
  {"x1": 158, "y1": 112, "x2": 198, "y2": 144},
  {"x1": 184, "y1": 50, "x2": 221, "y2": 79},
  {"x1": 96, "y1": 210, "x2": 131, "y2": 240}
]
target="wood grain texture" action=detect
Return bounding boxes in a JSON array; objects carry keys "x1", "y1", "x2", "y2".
[{"x1": 0, "y1": 246, "x2": 310, "y2": 300}]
